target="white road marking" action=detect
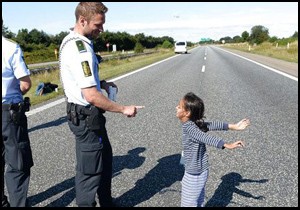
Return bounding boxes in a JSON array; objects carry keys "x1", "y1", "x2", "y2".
[
  {"x1": 26, "y1": 55, "x2": 178, "y2": 117},
  {"x1": 217, "y1": 47, "x2": 298, "y2": 82},
  {"x1": 201, "y1": 65, "x2": 205, "y2": 72}
]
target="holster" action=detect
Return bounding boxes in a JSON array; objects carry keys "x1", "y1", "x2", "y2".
[
  {"x1": 9, "y1": 103, "x2": 28, "y2": 125},
  {"x1": 82, "y1": 106, "x2": 103, "y2": 131},
  {"x1": 9, "y1": 109, "x2": 22, "y2": 125},
  {"x1": 67, "y1": 103, "x2": 104, "y2": 130},
  {"x1": 4, "y1": 97, "x2": 31, "y2": 125},
  {"x1": 67, "y1": 102, "x2": 79, "y2": 126}
]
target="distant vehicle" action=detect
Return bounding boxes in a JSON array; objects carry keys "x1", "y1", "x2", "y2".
[{"x1": 174, "y1": 41, "x2": 187, "y2": 54}]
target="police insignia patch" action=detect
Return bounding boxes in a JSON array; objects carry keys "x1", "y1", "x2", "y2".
[
  {"x1": 76, "y1": 40, "x2": 87, "y2": 53},
  {"x1": 81, "y1": 61, "x2": 92, "y2": 77}
]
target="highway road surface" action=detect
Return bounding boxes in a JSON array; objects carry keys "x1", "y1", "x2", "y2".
[{"x1": 8, "y1": 46, "x2": 297, "y2": 207}]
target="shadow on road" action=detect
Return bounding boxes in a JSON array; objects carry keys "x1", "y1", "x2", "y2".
[
  {"x1": 115, "y1": 153, "x2": 184, "y2": 207},
  {"x1": 27, "y1": 147, "x2": 148, "y2": 207},
  {"x1": 28, "y1": 116, "x2": 67, "y2": 133},
  {"x1": 112, "y1": 147, "x2": 146, "y2": 177},
  {"x1": 205, "y1": 172, "x2": 268, "y2": 207},
  {"x1": 27, "y1": 176, "x2": 75, "y2": 207}
]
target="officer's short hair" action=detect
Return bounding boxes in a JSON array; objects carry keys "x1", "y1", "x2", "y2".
[{"x1": 75, "y1": 2, "x2": 108, "y2": 22}]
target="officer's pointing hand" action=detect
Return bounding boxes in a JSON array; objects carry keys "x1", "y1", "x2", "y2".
[
  {"x1": 135, "y1": 106, "x2": 145, "y2": 109},
  {"x1": 124, "y1": 105, "x2": 145, "y2": 118}
]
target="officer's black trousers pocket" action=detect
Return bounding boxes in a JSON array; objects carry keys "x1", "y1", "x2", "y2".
[
  {"x1": 3, "y1": 111, "x2": 34, "y2": 172},
  {"x1": 6, "y1": 141, "x2": 33, "y2": 172},
  {"x1": 78, "y1": 143, "x2": 103, "y2": 175},
  {"x1": 17, "y1": 141, "x2": 34, "y2": 171}
]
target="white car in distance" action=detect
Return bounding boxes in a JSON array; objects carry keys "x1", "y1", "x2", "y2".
[{"x1": 174, "y1": 41, "x2": 187, "y2": 54}]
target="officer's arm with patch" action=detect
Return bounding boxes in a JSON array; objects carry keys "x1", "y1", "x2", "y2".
[
  {"x1": 73, "y1": 40, "x2": 98, "y2": 90},
  {"x1": 73, "y1": 40, "x2": 127, "y2": 113}
]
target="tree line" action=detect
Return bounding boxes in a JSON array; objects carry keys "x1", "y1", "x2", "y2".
[
  {"x1": 2, "y1": 23, "x2": 298, "y2": 63},
  {"x1": 208, "y1": 25, "x2": 298, "y2": 45},
  {"x1": 2, "y1": 25, "x2": 176, "y2": 53},
  {"x1": 3, "y1": 24, "x2": 298, "y2": 51}
]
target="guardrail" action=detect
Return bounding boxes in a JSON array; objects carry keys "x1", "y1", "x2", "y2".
[{"x1": 29, "y1": 51, "x2": 155, "y2": 75}]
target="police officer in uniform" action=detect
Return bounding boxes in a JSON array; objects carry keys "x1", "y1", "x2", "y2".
[
  {"x1": 59, "y1": 2, "x2": 144, "y2": 207},
  {"x1": 2, "y1": 19, "x2": 34, "y2": 207}
]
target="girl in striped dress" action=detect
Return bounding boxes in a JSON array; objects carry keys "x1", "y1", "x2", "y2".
[{"x1": 176, "y1": 92, "x2": 250, "y2": 207}]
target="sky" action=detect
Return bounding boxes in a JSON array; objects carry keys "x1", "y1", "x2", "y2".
[{"x1": 2, "y1": 2, "x2": 298, "y2": 42}]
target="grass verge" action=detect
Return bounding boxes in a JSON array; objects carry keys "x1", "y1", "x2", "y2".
[{"x1": 25, "y1": 49, "x2": 175, "y2": 106}]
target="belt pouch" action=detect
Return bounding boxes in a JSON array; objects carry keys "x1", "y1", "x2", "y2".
[
  {"x1": 70, "y1": 104, "x2": 79, "y2": 126},
  {"x1": 85, "y1": 106, "x2": 102, "y2": 131}
]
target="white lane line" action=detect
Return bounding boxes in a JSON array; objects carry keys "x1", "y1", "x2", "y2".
[
  {"x1": 201, "y1": 65, "x2": 205, "y2": 72},
  {"x1": 26, "y1": 55, "x2": 179, "y2": 117},
  {"x1": 108, "y1": 55, "x2": 177, "y2": 82},
  {"x1": 217, "y1": 47, "x2": 298, "y2": 82},
  {"x1": 26, "y1": 98, "x2": 65, "y2": 117}
]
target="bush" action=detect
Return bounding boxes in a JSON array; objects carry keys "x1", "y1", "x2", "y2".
[
  {"x1": 24, "y1": 48, "x2": 56, "y2": 64},
  {"x1": 134, "y1": 42, "x2": 144, "y2": 53},
  {"x1": 161, "y1": 40, "x2": 173, "y2": 48},
  {"x1": 277, "y1": 38, "x2": 297, "y2": 46}
]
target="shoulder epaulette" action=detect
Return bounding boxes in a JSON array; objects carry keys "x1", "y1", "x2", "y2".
[{"x1": 75, "y1": 40, "x2": 87, "y2": 53}]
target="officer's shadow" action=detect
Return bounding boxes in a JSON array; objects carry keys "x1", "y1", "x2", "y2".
[
  {"x1": 115, "y1": 153, "x2": 184, "y2": 207},
  {"x1": 205, "y1": 172, "x2": 268, "y2": 207},
  {"x1": 112, "y1": 147, "x2": 146, "y2": 177},
  {"x1": 27, "y1": 146, "x2": 147, "y2": 207},
  {"x1": 27, "y1": 176, "x2": 75, "y2": 207}
]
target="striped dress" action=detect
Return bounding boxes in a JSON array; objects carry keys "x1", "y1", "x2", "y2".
[{"x1": 181, "y1": 120, "x2": 228, "y2": 207}]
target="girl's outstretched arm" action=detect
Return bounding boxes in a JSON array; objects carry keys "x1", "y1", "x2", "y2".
[
  {"x1": 229, "y1": 118, "x2": 250, "y2": 131},
  {"x1": 224, "y1": 141, "x2": 244, "y2": 149}
]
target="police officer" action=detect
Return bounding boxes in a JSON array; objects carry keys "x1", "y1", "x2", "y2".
[
  {"x1": 2, "y1": 20, "x2": 34, "y2": 207},
  {"x1": 59, "y1": 2, "x2": 144, "y2": 207}
]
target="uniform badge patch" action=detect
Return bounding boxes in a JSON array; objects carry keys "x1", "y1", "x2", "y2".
[
  {"x1": 76, "y1": 40, "x2": 87, "y2": 53},
  {"x1": 81, "y1": 61, "x2": 92, "y2": 77}
]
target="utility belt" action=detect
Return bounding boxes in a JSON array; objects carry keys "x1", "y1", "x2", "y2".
[
  {"x1": 67, "y1": 102, "x2": 105, "y2": 131},
  {"x1": 2, "y1": 97, "x2": 31, "y2": 125}
]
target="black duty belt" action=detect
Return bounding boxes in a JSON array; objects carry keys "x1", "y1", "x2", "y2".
[
  {"x1": 68, "y1": 103, "x2": 105, "y2": 115},
  {"x1": 2, "y1": 103, "x2": 20, "y2": 111}
]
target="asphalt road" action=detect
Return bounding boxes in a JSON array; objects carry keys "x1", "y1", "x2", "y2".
[
  {"x1": 219, "y1": 47, "x2": 298, "y2": 78},
  {"x1": 10, "y1": 46, "x2": 297, "y2": 207}
]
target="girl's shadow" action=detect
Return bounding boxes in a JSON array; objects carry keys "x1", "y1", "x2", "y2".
[{"x1": 205, "y1": 172, "x2": 268, "y2": 207}]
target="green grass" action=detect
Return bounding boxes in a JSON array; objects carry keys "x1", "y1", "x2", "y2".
[
  {"x1": 25, "y1": 49, "x2": 175, "y2": 106},
  {"x1": 99, "y1": 50, "x2": 174, "y2": 80},
  {"x1": 222, "y1": 41, "x2": 298, "y2": 63}
]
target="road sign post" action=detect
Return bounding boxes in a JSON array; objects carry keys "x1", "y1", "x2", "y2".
[{"x1": 106, "y1": 43, "x2": 110, "y2": 52}]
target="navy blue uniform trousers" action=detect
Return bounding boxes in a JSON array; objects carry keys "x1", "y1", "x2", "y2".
[
  {"x1": 68, "y1": 113, "x2": 113, "y2": 207},
  {"x1": 2, "y1": 109, "x2": 33, "y2": 207}
]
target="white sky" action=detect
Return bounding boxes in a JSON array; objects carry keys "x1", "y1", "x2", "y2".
[{"x1": 2, "y1": 2, "x2": 298, "y2": 42}]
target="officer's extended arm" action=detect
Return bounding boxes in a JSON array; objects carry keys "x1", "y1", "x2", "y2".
[
  {"x1": 82, "y1": 86, "x2": 125, "y2": 113},
  {"x1": 82, "y1": 86, "x2": 142, "y2": 117}
]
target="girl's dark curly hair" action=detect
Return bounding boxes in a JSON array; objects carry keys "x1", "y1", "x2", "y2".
[{"x1": 183, "y1": 92, "x2": 208, "y2": 132}]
